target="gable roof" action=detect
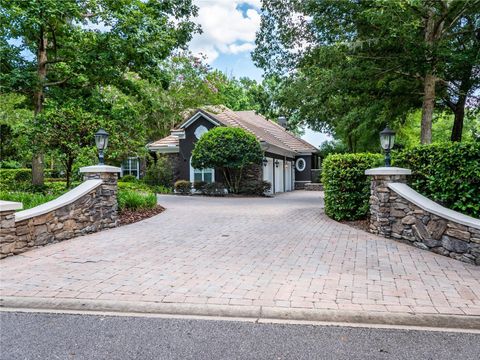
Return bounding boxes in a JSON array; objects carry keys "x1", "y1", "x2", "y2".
[{"x1": 148, "y1": 106, "x2": 318, "y2": 155}]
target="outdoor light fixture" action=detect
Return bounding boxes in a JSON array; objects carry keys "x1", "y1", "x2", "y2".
[
  {"x1": 262, "y1": 157, "x2": 268, "y2": 167},
  {"x1": 379, "y1": 126, "x2": 395, "y2": 167},
  {"x1": 94, "y1": 128, "x2": 109, "y2": 165},
  {"x1": 274, "y1": 160, "x2": 280, "y2": 168}
]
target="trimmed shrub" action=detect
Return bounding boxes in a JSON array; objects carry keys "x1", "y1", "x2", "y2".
[
  {"x1": 118, "y1": 190, "x2": 157, "y2": 211},
  {"x1": 119, "y1": 174, "x2": 137, "y2": 183},
  {"x1": 322, "y1": 153, "x2": 383, "y2": 221},
  {"x1": 174, "y1": 180, "x2": 191, "y2": 195},
  {"x1": 239, "y1": 180, "x2": 271, "y2": 196},
  {"x1": 203, "y1": 182, "x2": 226, "y2": 196},
  {"x1": 394, "y1": 142, "x2": 480, "y2": 218}
]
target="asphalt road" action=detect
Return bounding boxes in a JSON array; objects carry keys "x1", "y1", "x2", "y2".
[{"x1": 0, "y1": 312, "x2": 479, "y2": 360}]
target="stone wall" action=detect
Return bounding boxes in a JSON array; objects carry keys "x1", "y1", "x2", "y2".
[
  {"x1": 366, "y1": 167, "x2": 480, "y2": 265},
  {"x1": 304, "y1": 183, "x2": 323, "y2": 191},
  {"x1": 0, "y1": 166, "x2": 120, "y2": 259}
]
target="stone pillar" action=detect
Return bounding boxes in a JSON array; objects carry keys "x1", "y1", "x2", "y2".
[
  {"x1": 79, "y1": 165, "x2": 121, "y2": 230},
  {"x1": 365, "y1": 167, "x2": 411, "y2": 237},
  {"x1": 0, "y1": 200, "x2": 23, "y2": 258}
]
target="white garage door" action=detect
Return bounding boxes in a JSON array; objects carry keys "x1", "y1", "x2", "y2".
[
  {"x1": 285, "y1": 161, "x2": 292, "y2": 191},
  {"x1": 263, "y1": 157, "x2": 274, "y2": 193},
  {"x1": 275, "y1": 159, "x2": 284, "y2": 193}
]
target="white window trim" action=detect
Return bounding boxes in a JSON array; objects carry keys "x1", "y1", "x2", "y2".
[
  {"x1": 189, "y1": 157, "x2": 215, "y2": 183},
  {"x1": 296, "y1": 158, "x2": 306, "y2": 172},
  {"x1": 121, "y1": 157, "x2": 140, "y2": 179}
]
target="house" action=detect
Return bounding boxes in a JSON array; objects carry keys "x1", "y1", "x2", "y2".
[{"x1": 147, "y1": 106, "x2": 319, "y2": 193}]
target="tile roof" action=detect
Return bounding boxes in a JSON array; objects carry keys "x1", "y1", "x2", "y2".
[
  {"x1": 149, "y1": 106, "x2": 317, "y2": 154},
  {"x1": 148, "y1": 134, "x2": 179, "y2": 148}
]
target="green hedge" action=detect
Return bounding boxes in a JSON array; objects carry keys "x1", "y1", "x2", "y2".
[
  {"x1": 322, "y1": 153, "x2": 383, "y2": 221},
  {"x1": 394, "y1": 142, "x2": 480, "y2": 218},
  {"x1": 118, "y1": 190, "x2": 157, "y2": 211}
]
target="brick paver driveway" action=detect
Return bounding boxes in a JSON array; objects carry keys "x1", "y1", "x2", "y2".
[{"x1": 1, "y1": 191, "x2": 480, "y2": 318}]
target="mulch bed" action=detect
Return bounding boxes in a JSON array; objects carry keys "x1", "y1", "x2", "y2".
[
  {"x1": 340, "y1": 219, "x2": 370, "y2": 232},
  {"x1": 119, "y1": 205, "x2": 165, "y2": 226}
]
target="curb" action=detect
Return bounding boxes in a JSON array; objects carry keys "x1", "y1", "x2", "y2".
[{"x1": 1, "y1": 296, "x2": 480, "y2": 330}]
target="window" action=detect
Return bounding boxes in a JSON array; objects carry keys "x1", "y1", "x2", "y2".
[
  {"x1": 296, "y1": 158, "x2": 306, "y2": 172},
  {"x1": 190, "y1": 157, "x2": 214, "y2": 183},
  {"x1": 121, "y1": 157, "x2": 140, "y2": 179}
]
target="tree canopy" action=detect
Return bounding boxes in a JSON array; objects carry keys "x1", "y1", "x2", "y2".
[{"x1": 253, "y1": 0, "x2": 480, "y2": 150}]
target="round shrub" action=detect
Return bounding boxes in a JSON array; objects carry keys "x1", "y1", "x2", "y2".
[
  {"x1": 191, "y1": 127, "x2": 263, "y2": 194},
  {"x1": 174, "y1": 180, "x2": 191, "y2": 195},
  {"x1": 203, "y1": 182, "x2": 226, "y2": 196},
  {"x1": 119, "y1": 174, "x2": 137, "y2": 183},
  {"x1": 322, "y1": 153, "x2": 383, "y2": 221}
]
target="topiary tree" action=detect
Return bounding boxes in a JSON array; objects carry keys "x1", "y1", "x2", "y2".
[{"x1": 191, "y1": 127, "x2": 263, "y2": 194}]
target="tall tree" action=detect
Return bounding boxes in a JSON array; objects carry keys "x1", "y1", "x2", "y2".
[
  {"x1": 253, "y1": 0, "x2": 480, "y2": 146},
  {"x1": 0, "y1": 0, "x2": 198, "y2": 185}
]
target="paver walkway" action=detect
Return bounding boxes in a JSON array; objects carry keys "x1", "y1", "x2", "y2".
[{"x1": 1, "y1": 192, "x2": 480, "y2": 318}]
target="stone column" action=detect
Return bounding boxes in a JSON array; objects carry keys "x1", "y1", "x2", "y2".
[
  {"x1": 79, "y1": 165, "x2": 121, "y2": 230},
  {"x1": 0, "y1": 200, "x2": 23, "y2": 258},
  {"x1": 364, "y1": 167, "x2": 411, "y2": 237}
]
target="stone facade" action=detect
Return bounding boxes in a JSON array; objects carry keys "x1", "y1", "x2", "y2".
[
  {"x1": 0, "y1": 210, "x2": 18, "y2": 256},
  {"x1": 367, "y1": 168, "x2": 480, "y2": 265},
  {"x1": 304, "y1": 183, "x2": 323, "y2": 191},
  {"x1": 0, "y1": 167, "x2": 119, "y2": 259}
]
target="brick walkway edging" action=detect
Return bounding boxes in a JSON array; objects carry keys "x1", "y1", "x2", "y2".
[{"x1": 1, "y1": 296, "x2": 480, "y2": 330}]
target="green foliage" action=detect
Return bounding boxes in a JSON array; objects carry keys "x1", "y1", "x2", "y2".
[
  {"x1": 0, "y1": 191, "x2": 57, "y2": 211},
  {"x1": 394, "y1": 142, "x2": 480, "y2": 218},
  {"x1": 143, "y1": 157, "x2": 173, "y2": 187},
  {"x1": 0, "y1": 160, "x2": 22, "y2": 169},
  {"x1": 253, "y1": 0, "x2": 480, "y2": 148},
  {"x1": 191, "y1": 127, "x2": 263, "y2": 193},
  {"x1": 119, "y1": 175, "x2": 137, "y2": 183},
  {"x1": 322, "y1": 153, "x2": 383, "y2": 221},
  {"x1": 318, "y1": 140, "x2": 348, "y2": 161},
  {"x1": 0, "y1": 169, "x2": 32, "y2": 191},
  {"x1": 203, "y1": 182, "x2": 226, "y2": 197},
  {"x1": 174, "y1": 180, "x2": 191, "y2": 195},
  {"x1": 118, "y1": 190, "x2": 157, "y2": 211},
  {"x1": 239, "y1": 180, "x2": 272, "y2": 196}
]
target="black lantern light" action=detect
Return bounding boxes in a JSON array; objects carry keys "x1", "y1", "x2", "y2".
[
  {"x1": 94, "y1": 128, "x2": 109, "y2": 165},
  {"x1": 274, "y1": 159, "x2": 280, "y2": 168},
  {"x1": 379, "y1": 126, "x2": 395, "y2": 167},
  {"x1": 262, "y1": 157, "x2": 268, "y2": 167}
]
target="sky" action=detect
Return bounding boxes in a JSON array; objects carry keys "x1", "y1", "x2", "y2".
[{"x1": 188, "y1": 0, "x2": 331, "y2": 147}]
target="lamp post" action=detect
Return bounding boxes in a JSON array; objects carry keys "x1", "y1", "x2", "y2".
[
  {"x1": 379, "y1": 126, "x2": 395, "y2": 167},
  {"x1": 94, "y1": 128, "x2": 109, "y2": 165}
]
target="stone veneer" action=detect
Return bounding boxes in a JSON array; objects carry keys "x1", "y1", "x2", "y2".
[
  {"x1": 366, "y1": 167, "x2": 480, "y2": 265},
  {"x1": 0, "y1": 166, "x2": 120, "y2": 258},
  {"x1": 304, "y1": 183, "x2": 323, "y2": 191}
]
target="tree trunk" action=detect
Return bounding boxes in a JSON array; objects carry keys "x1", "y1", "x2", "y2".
[
  {"x1": 421, "y1": 73, "x2": 436, "y2": 144},
  {"x1": 65, "y1": 156, "x2": 74, "y2": 189},
  {"x1": 451, "y1": 96, "x2": 466, "y2": 142},
  {"x1": 420, "y1": 6, "x2": 444, "y2": 145},
  {"x1": 32, "y1": 27, "x2": 48, "y2": 186}
]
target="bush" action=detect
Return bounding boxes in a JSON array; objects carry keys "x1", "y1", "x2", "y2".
[
  {"x1": 174, "y1": 180, "x2": 191, "y2": 195},
  {"x1": 0, "y1": 160, "x2": 22, "y2": 169},
  {"x1": 191, "y1": 127, "x2": 263, "y2": 193},
  {"x1": 143, "y1": 157, "x2": 173, "y2": 187},
  {"x1": 394, "y1": 142, "x2": 480, "y2": 218},
  {"x1": 239, "y1": 180, "x2": 271, "y2": 196},
  {"x1": 203, "y1": 182, "x2": 226, "y2": 196},
  {"x1": 118, "y1": 190, "x2": 157, "y2": 211},
  {"x1": 119, "y1": 174, "x2": 137, "y2": 183},
  {"x1": 0, "y1": 169, "x2": 32, "y2": 191},
  {"x1": 193, "y1": 181, "x2": 207, "y2": 193},
  {"x1": 322, "y1": 153, "x2": 383, "y2": 221}
]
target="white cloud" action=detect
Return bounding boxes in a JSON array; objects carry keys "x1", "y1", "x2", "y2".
[{"x1": 189, "y1": 1, "x2": 261, "y2": 63}]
